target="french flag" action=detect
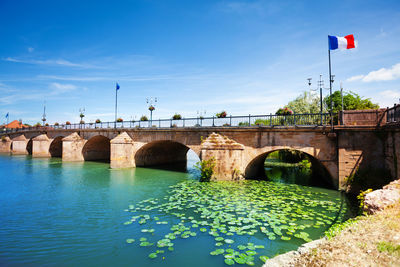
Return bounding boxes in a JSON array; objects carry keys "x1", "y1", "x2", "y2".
[{"x1": 328, "y1": 35, "x2": 356, "y2": 50}]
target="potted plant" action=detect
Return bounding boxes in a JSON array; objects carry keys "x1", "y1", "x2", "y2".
[
  {"x1": 140, "y1": 115, "x2": 148, "y2": 121},
  {"x1": 148, "y1": 105, "x2": 155, "y2": 111},
  {"x1": 216, "y1": 111, "x2": 227, "y2": 118},
  {"x1": 276, "y1": 107, "x2": 293, "y2": 115},
  {"x1": 66, "y1": 121, "x2": 71, "y2": 125},
  {"x1": 80, "y1": 120, "x2": 85, "y2": 124},
  {"x1": 54, "y1": 122, "x2": 59, "y2": 126},
  {"x1": 172, "y1": 114, "x2": 182, "y2": 120},
  {"x1": 45, "y1": 123, "x2": 49, "y2": 126},
  {"x1": 116, "y1": 118, "x2": 123, "y2": 122},
  {"x1": 95, "y1": 119, "x2": 101, "y2": 123}
]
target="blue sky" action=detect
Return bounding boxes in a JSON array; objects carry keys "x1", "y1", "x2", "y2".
[{"x1": 1, "y1": 0, "x2": 400, "y2": 124}]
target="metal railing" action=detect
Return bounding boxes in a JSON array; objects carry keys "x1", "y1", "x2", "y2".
[
  {"x1": 1, "y1": 113, "x2": 331, "y2": 134},
  {"x1": 387, "y1": 104, "x2": 400, "y2": 124}
]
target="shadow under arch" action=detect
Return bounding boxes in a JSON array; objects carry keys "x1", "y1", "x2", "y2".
[
  {"x1": 82, "y1": 135, "x2": 110, "y2": 162},
  {"x1": 245, "y1": 149, "x2": 335, "y2": 189},
  {"x1": 135, "y1": 140, "x2": 198, "y2": 172},
  {"x1": 26, "y1": 139, "x2": 33, "y2": 155},
  {"x1": 49, "y1": 136, "x2": 64, "y2": 157}
]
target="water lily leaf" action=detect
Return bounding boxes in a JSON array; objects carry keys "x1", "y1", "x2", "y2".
[
  {"x1": 225, "y1": 239, "x2": 234, "y2": 244},
  {"x1": 126, "y1": 238, "x2": 135, "y2": 243},
  {"x1": 224, "y1": 258, "x2": 235, "y2": 265},
  {"x1": 259, "y1": 256, "x2": 269, "y2": 263},
  {"x1": 148, "y1": 253, "x2": 157, "y2": 259}
]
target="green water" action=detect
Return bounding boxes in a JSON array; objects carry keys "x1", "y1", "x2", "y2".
[{"x1": 0, "y1": 154, "x2": 350, "y2": 267}]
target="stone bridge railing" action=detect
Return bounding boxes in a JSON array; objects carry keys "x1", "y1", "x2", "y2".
[{"x1": 1, "y1": 113, "x2": 331, "y2": 134}]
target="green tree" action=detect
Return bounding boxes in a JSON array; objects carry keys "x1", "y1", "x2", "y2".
[
  {"x1": 285, "y1": 91, "x2": 324, "y2": 114},
  {"x1": 324, "y1": 91, "x2": 379, "y2": 113}
]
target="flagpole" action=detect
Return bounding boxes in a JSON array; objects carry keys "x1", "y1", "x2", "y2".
[
  {"x1": 115, "y1": 84, "x2": 118, "y2": 128},
  {"x1": 328, "y1": 39, "x2": 333, "y2": 129}
]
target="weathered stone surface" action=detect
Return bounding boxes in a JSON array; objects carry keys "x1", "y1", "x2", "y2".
[
  {"x1": 11, "y1": 134, "x2": 29, "y2": 155},
  {"x1": 364, "y1": 179, "x2": 400, "y2": 214},
  {"x1": 32, "y1": 134, "x2": 51, "y2": 157},
  {"x1": 0, "y1": 136, "x2": 11, "y2": 153},
  {"x1": 62, "y1": 132, "x2": 86, "y2": 161},
  {"x1": 201, "y1": 133, "x2": 244, "y2": 181},
  {"x1": 263, "y1": 238, "x2": 326, "y2": 267},
  {"x1": 110, "y1": 132, "x2": 135, "y2": 168}
]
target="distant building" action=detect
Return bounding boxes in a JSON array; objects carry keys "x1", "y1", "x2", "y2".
[{"x1": 1, "y1": 120, "x2": 29, "y2": 129}]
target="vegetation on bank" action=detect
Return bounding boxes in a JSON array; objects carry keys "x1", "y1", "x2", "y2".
[{"x1": 292, "y1": 201, "x2": 400, "y2": 266}]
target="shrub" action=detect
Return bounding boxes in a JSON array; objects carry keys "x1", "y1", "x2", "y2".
[
  {"x1": 223, "y1": 123, "x2": 230, "y2": 126},
  {"x1": 66, "y1": 121, "x2": 71, "y2": 125},
  {"x1": 171, "y1": 123, "x2": 178, "y2": 128},
  {"x1": 116, "y1": 118, "x2": 123, "y2": 122},
  {"x1": 45, "y1": 123, "x2": 49, "y2": 126},
  {"x1": 216, "y1": 111, "x2": 227, "y2": 118},
  {"x1": 54, "y1": 122, "x2": 59, "y2": 126},
  {"x1": 276, "y1": 107, "x2": 293, "y2": 115},
  {"x1": 195, "y1": 157, "x2": 216, "y2": 182},
  {"x1": 238, "y1": 122, "x2": 249, "y2": 126},
  {"x1": 172, "y1": 114, "x2": 182, "y2": 120},
  {"x1": 253, "y1": 119, "x2": 269, "y2": 126},
  {"x1": 140, "y1": 115, "x2": 148, "y2": 121},
  {"x1": 95, "y1": 119, "x2": 101, "y2": 123}
]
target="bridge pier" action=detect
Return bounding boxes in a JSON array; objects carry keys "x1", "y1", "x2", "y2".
[
  {"x1": 110, "y1": 132, "x2": 135, "y2": 168},
  {"x1": 201, "y1": 133, "x2": 244, "y2": 181},
  {"x1": 62, "y1": 132, "x2": 86, "y2": 161},
  {"x1": 32, "y1": 134, "x2": 52, "y2": 158},
  {"x1": 0, "y1": 136, "x2": 12, "y2": 153},
  {"x1": 11, "y1": 135, "x2": 29, "y2": 155}
]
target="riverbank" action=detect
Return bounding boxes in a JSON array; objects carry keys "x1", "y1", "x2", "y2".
[{"x1": 264, "y1": 180, "x2": 400, "y2": 267}]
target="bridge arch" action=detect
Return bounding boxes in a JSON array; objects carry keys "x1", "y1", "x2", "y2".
[
  {"x1": 135, "y1": 140, "x2": 196, "y2": 167},
  {"x1": 26, "y1": 139, "x2": 33, "y2": 155},
  {"x1": 82, "y1": 135, "x2": 110, "y2": 162},
  {"x1": 49, "y1": 136, "x2": 64, "y2": 157},
  {"x1": 244, "y1": 148, "x2": 334, "y2": 188}
]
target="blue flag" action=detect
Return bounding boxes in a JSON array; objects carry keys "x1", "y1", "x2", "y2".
[
  {"x1": 116, "y1": 83, "x2": 120, "y2": 90},
  {"x1": 5, "y1": 112, "x2": 8, "y2": 119}
]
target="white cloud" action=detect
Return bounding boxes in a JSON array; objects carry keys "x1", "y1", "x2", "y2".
[
  {"x1": 49, "y1": 83, "x2": 77, "y2": 95},
  {"x1": 347, "y1": 63, "x2": 400, "y2": 82},
  {"x1": 27, "y1": 47, "x2": 34, "y2": 53},
  {"x1": 3, "y1": 57, "x2": 96, "y2": 68}
]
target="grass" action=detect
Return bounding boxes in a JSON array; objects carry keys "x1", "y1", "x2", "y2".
[{"x1": 292, "y1": 201, "x2": 400, "y2": 267}]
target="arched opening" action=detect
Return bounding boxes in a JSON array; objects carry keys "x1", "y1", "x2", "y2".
[
  {"x1": 135, "y1": 141, "x2": 199, "y2": 172},
  {"x1": 26, "y1": 139, "x2": 33, "y2": 155},
  {"x1": 245, "y1": 149, "x2": 334, "y2": 189},
  {"x1": 49, "y1": 136, "x2": 64, "y2": 157},
  {"x1": 82, "y1": 135, "x2": 110, "y2": 162}
]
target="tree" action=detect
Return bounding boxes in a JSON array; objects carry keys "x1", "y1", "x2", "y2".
[
  {"x1": 285, "y1": 91, "x2": 324, "y2": 114},
  {"x1": 324, "y1": 91, "x2": 379, "y2": 114}
]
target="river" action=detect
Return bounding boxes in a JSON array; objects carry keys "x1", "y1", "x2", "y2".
[{"x1": 0, "y1": 154, "x2": 350, "y2": 267}]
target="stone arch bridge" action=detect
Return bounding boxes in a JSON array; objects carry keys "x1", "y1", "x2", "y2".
[{"x1": 1, "y1": 126, "x2": 398, "y2": 190}]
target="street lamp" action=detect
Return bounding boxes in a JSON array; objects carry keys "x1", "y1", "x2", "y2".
[
  {"x1": 42, "y1": 101, "x2": 47, "y2": 126},
  {"x1": 79, "y1": 108, "x2": 85, "y2": 128},
  {"x1": 307, "y1": 74, "x2": 328, "y2": 125},
  {"x1": 197, "y1": 110, "x2": 206, "y2": 126},
  {"x1": 146, "y1": 97, "x2": 157, "y2": 127}
]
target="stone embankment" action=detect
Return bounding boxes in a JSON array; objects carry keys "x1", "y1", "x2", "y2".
[{"x1": 364, "y1": 179, "x2": 400, "y2": 214}]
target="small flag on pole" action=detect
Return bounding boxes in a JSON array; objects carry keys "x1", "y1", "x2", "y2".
[
  {"x1": 5, "y1": 112, "x2": 9, "y2": 119},
  {"x1": 116, "y1": 83, "x2": 120, "y2": 90},
  {"x1": 328, "y1": 34, "x2": 356, "y2": 50}
]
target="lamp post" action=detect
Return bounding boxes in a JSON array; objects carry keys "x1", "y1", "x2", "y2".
[
  {"x1": 307, "y1": 74, "x2": 328, "y2": 125},
  {"x1": 146, "y1": 97, "x2": 157, "y2": 127},
  {"x1": 42, "y1": 102, "x2": 47, "y2": 126},
  {"x1": 79, "y1": 108, "x2": 85, "y2": 128},
  {"x1": 197, "y1": 110, "x2": 206, "y2": 126}
]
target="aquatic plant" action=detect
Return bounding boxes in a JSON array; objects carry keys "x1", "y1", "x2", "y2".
[
  {"x1": 195, "y1": 158, "x2": 216, "y2": 182},
  {"x1": 123, "y1": 180, "x2": 348, "y2": 265}
]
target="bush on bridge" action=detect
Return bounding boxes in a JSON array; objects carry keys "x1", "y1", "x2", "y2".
[
  {"x1": 172, "y1": 114, "x2": 182, "y2": 120},
  {"x1": 66, "y1": 121, "x2": 71, "y2": 125},
  {"x1": 216, "y1": 111, "x2": 227, "y2": 118},
  {"x1": 95, "y1": 119, "x2": 101, "y2": 123},
  {"x1": 54, "y1": 122, "x2": 59, "y2": 126},
  {"x1": 116, "y1": 118, "x2": 123, "y2": 122},
  {"x1": 140, "y1": 116, "x2": 148, "y2": 121}
]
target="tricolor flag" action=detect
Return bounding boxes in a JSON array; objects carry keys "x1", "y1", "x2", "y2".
[
  {"x1": 328, "y1": 34, "x2": 356, "y2": 50},
  {"x1": 116, "y1": 83, "x2": 120, "y2": 90}
]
